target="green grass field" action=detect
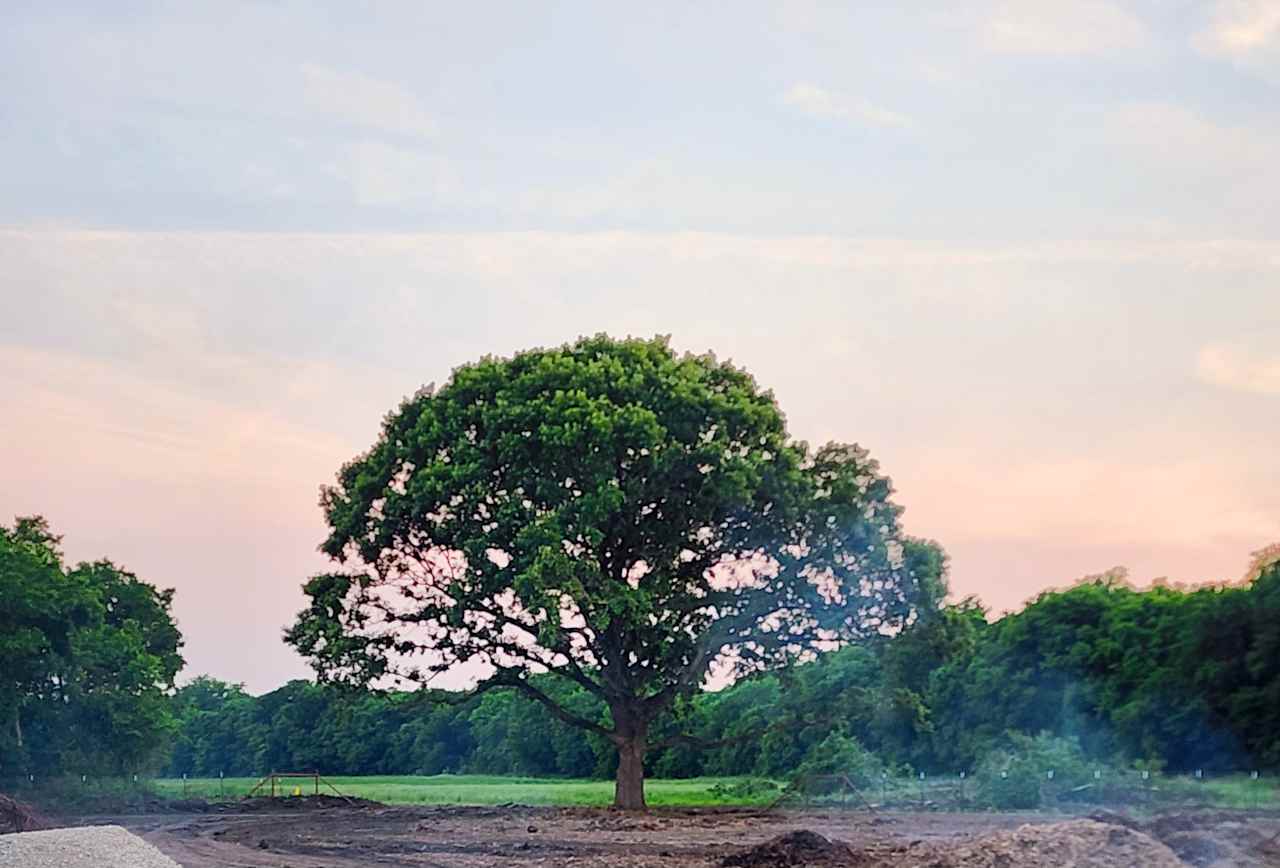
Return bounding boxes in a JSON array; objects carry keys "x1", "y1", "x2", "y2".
[
  {"x1": 1155, "y1": 774, "x2": 1276, "y2": 810},
  {"x1": 151, "y1": 774, "x2": 781, "y2": 807},
  {"x1": 148, "y1": 772, "x2": 1278, "y2": 810}
]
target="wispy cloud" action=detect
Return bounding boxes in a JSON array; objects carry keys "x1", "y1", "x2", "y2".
[
  {"x1": 1104, "y1": 101, "x2": 1275, "y2": 166},
  {"x1": 781, "y1": 83, "x2": 910, "y2": 129},
  {"x1": 1197, "y1": 343, "x2": 1280, "y2": 395},
  {"x1": 981, "y1": 0, "x2": 1147, "y2": 55},
  {"x1": 1199, "y1": 0, "x2": 1280, "y2": 54},
  {"x1": 343, "y1": 140, "x2": 461, "y2": 206},
  {"x1": 1195, "y1": 0, "x2": 1280, "y2": 79},
  {"x1": 300, "y1": 63, "x2": 437, "y2": 138},
  {"x1": 1100, "y1": 101, "x2": 1280, "y2": 221}
]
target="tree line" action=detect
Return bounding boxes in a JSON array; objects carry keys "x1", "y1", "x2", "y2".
[
  {"x1": 5, "y1": 524, "x2": 1278, "y2": 785},
  {"x1": 166, "y1": 546, "x2": 1280, "y2": 781}
]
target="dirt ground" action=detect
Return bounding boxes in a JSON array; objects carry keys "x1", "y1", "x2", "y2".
[{"x1": 64, "y1": 801, "x2": 1280, "y2": 867}]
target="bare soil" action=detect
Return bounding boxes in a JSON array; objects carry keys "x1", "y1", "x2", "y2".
[
  {"x1": 0, "y1": 793, "x2": 52, "y2": 833},
  {"x1": 55, "y1": 803, "x2": 1280, "y2": 867}
]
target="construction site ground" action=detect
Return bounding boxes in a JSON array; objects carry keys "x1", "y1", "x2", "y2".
[{"x1": 54, "y1": 799, "x2": 1280, "y2": 867}]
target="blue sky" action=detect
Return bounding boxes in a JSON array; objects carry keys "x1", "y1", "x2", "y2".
[{"x1": 2, "y1": 1, "x2": 1278, "y2": 692}]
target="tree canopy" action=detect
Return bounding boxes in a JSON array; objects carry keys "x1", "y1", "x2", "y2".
[
  {"x1": 0, "y1": 516, "x2": 184, "y2": 778},
  {"x1": 288, "y1": 335, "x2": 926, "y2": 806}
]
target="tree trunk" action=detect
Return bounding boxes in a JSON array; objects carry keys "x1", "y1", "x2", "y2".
[
  {"x1": 13, "y1": 708, "x2": 22, "y2": 749},
  {"x1": 612, "y1": 718, "x2": 648, "y2": 810}
]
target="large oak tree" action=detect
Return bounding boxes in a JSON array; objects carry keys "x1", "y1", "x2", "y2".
[{"x1": 287, "y1": 336, "x2": 927, "y2": 807}]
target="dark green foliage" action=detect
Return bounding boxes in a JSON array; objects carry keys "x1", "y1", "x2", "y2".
[
  {"x1": 168, "y1": 677, "x2": 262, "y2": 775},
  {"x1": 706, "y1": 777, "x2": 780, "y2": 800},
  {"x1": 465, "y1": 676, "x2": 608, "y2": 777},
  {"x1": 925, "y1": 556, "x2": 1280, "y2": 773},
  {"x1": 0, "y1": 517, "x2": 183, "y2": 778}
]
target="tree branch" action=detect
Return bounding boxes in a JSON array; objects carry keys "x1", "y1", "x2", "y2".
[
  {"x1": 485, "y1": 667, "x2": 616, "y2": 740},
  {"x1": 468, "y1": 600, "x2": 609, "y2": 699}
]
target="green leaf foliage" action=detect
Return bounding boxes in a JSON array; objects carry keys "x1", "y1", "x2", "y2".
[{"x1": 1, "y1": 517, "x2": 184, "y2": 777}]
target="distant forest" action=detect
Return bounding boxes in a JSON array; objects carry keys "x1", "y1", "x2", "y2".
[
  {"x1": 6, "y1": 515, "x2": 1278, "y2": 783},
  {"x1": 166, "y1": 550, "x2": 1280, "y2": 780}
]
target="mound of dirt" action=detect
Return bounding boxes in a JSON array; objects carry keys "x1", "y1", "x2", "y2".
[
  {"x1": 0, "y1": 793, "x2": 51, "y2": 833},
  {"x1": 1090, "y1": 810, "x2": 1280, "y2": 867},
  {"x1": 149, "y1": 798, "x2": 217, "y2": 814},
  {"x1": 1085, "y1": 809, "x2": 1145, "y2": 831},
  {"x1": 237, "y1": 794, "x2": 381, "y2": 811},
  {"x1": 1161, "y1": 832, "x2": 1227, "y2": 866},
  {"x1": 721, "y1": 820, "x2": 1200, "y2": 868},
  {"x1": 722, "y1": 830, "x2": 859, "y2": 867},
  {"x1": 916, "y1": 820, "x2": 1184, "y2": 868}
]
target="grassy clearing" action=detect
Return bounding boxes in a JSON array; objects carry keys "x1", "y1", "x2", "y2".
[
  {"x1": 867, "y1": 773, "x2": 1279, "y2": 812},
  {"x1": 150, "y1": 775, "x2": 783, "y2": 807},
  {"x1": 1166, "y1": 774, "x2": 1276, "y2": 810},
  {"x1": 144, "y1": 772, "x2": 1278, "y2": 810}
]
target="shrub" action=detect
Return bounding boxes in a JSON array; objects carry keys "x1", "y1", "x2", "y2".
[
  {"x1": 973, "y1": 733, "x2": 1094, "y2": 809},
  {"x1": 707, "y1": 778, "x2": 780, "y2": 801},
  {"x1": 794, "y1": 733, "x2": 883, "y2": 789}
]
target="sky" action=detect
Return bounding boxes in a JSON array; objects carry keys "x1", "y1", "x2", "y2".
[{"x1": 2, "y1": 0, "x2": 1278, "y2": 694}]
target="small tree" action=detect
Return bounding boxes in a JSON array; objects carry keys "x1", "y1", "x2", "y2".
[{"x1": 287, "y1": 336, "x2": 923, "y2": 808}]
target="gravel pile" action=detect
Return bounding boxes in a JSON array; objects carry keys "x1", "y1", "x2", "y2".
[{"x1": 0, "y1": 824, "x2": 179, "y2": 867}]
